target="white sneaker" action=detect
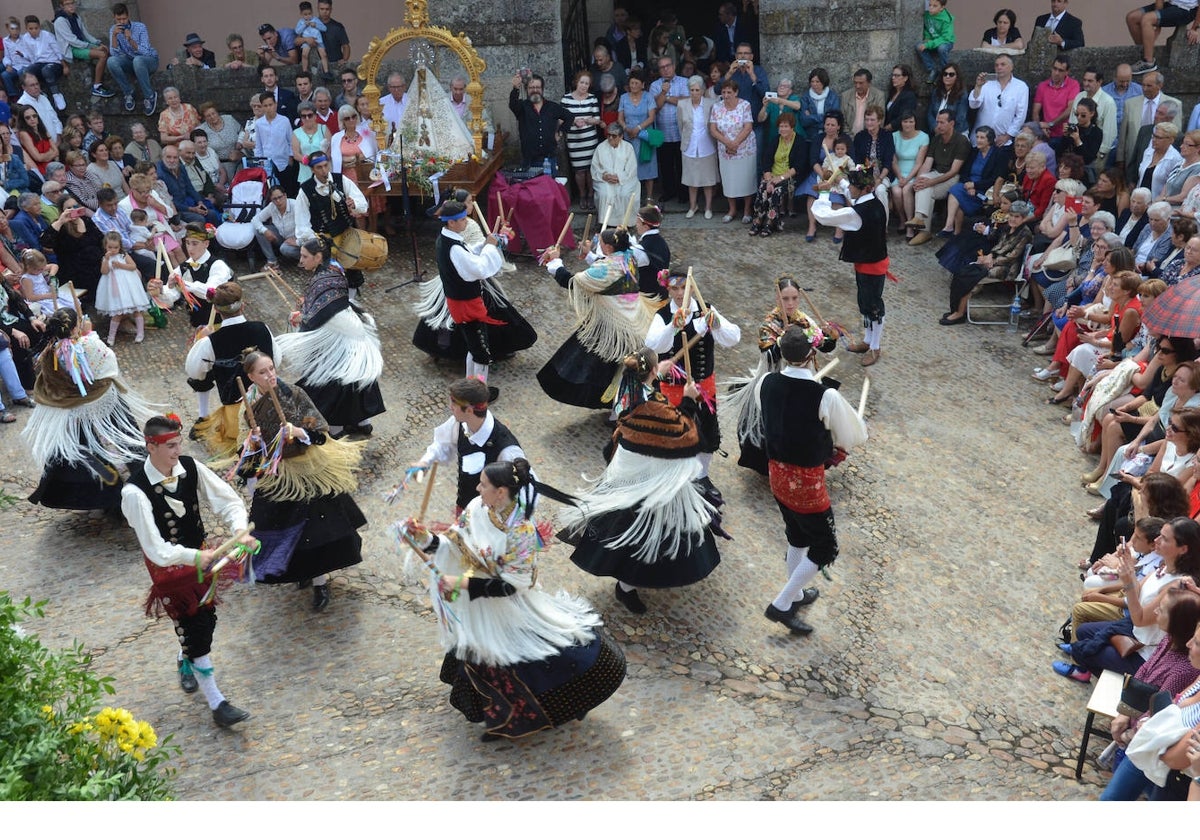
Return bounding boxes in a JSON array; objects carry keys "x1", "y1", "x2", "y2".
[
  {"x1": 1032, "y1": 368, "x2": 1056, "y2": 381},
  {"x1": 704, "y1": 210, "x2": 712, "y2": 220},
  {"x1": 686, "y1": 208, "x2": 696, "y2": 219},
  {"x1": 1052, "y1": 380, "x2": 1065, "y2": 392},
  {"x1": 52, "y1": 92, "x2": 66, "y2": 111}
]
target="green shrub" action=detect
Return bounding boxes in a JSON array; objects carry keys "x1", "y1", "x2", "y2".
[{"x1": 0, "y1": 592, "x2": 177, "y2": 800}]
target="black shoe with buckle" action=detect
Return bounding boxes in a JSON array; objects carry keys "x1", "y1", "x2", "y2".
[
  {"x1": 764, "y1": 603, "x2": 814, "y2": 635},
  {"x1": 212, "y1": 700, "x2": 250, "y2": 727},
  {"x1": 178, "y1": 661, "x2": 198, "y2": 694},
  {"x1": 793, "y1": 588, "x2": 820, "y2": 608},
  {"x1": 312, "y1": 583, "x2": 330, "y2": 611},
  {"x1": 614, "y1": 583, "x2": 647, "y2": 614}
]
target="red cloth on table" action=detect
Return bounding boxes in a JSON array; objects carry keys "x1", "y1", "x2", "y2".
[{"x1": 487, "y1": 173, "x2": 576, "y2": 255}]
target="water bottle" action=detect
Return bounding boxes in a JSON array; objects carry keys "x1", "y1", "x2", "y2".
[
  {"x1": 1007, "y1": 292, "x2": 1021, "y2": 333},
  {"x1": 542, "y1": 157, "x2": 552, "y2": 177}
]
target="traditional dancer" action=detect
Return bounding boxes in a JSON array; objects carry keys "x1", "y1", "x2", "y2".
[
  {"x1": 294, "y1": 152, "x2": 368, "y2": 300},
  {"x1": 402, "y1": 458, "x2": 626, "y2": 742},
  {"x1": 555, "y1": 348, "x2": 723, "y2": 614},
  {"x1": 632, "y1": 204, "x2": 670, "y2": 300},
  {"x1": 412, "y1": 191, "x2": 536, "y2": 368},
  {"x1": 120, "y1": 413, "x2": 255, "y2": 727},
  {"x1": 646, "y1": 271, "x2": 740, "y2": 490},
  {"x1": 163, "y1": 223, "x2": 234, "y2": 329},
  {"x1": 810, "y1": 166, "x2": 890, "y2": 367},
  {"x1": 539, "y1": 229, "x2": 652, "y2": 411},
  {"x1": 722, "y1": 277, "x2": 838, "y2": 475},
  {"x1": 238, "y1": 349, "x2": 366, "y2": 611},
  {"x1": 185, "y1": 282, "x2": 276, "y2": 456},
  {"x1": 277, "y1": 238, "x2": 385, "y2": 438},
  {"x1": 760, "y1": 324, "x2": 868, "y2": 635},
  {"x1": 24, "y1": 308, "x2": 156, "y2": 511},
  {"x1": 413, "y1": 377, "x2": 526, "y2": 516}
]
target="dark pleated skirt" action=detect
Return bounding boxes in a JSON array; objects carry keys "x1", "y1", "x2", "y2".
[
  {"x1": 28, "y1": 456, "x2": 129, "y2": 511},
  {"x1": 412, "y1": 289, "x2": 539, "y2": 361},
  {"x1": 560, "y1": 513, "x2": 721, "y2": 588},
  {"x1": 296, "y1": 378, "x2": 386, "y2": 427},
  {"x1": 440, "y1": 628, "x2": 626, "y2": 739},
  {"x1": 250, "y1": 491, "x2": 366, "y2": 584},
  {"x1": 536, "y1": 333, "x2": 620, "y2": 409}
]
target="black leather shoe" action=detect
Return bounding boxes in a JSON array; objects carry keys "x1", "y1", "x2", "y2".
[
  {"x1": 212, "y1": 700, "x2": 250, "y2": 727},
  {"x1": 312, "y1": 583, "x2": 330, "y2": 611},
  {"x1": 793, "y1": 588, "x2": 820, "y2": 608},
  {"x1": 296, "y1": 578, "x2": 312, "y2": 590},
  {"x1": 614, "y1": 583, "x2": 647, "y2": 614},
  {"x1": 349, "y1": 422, "x2": 373, "y2": 437},
  {"x1": 764, "y1": 603, "x2": 814, "y2": 635},
  {"x1": 480, "y1": 731, "x2": 502, "y2": 742},
  {"x1": 188, "y1": 420, "x2": 205, "y2": 441},
  {"x1": 178, "y1": 662, "x2": 198, "y2": 694}
]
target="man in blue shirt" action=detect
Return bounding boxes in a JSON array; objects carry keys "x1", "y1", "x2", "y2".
[
  {"x1": 1102, "y1": 62, "x2": 1142, "y2": 167},
  {"x1": 107, "y1": 3, "x2": 158, "y2": 116},
  {"x1": 650, "y1": 56, "x2": 689, "y2": 204},
  {"x1": 158, "y1": 145, "x2": 219, "y2": 226}
]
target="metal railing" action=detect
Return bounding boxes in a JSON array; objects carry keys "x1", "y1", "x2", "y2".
[{"x1": 562, "y1": 0, "x2": 589, "y2": 89}]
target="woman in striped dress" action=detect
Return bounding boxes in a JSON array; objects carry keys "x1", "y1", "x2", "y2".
[{"x1": 562, "y1": 71, "x2": 602, "y2": 211}]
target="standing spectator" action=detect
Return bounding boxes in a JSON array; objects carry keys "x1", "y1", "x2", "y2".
[
  {"x1": 840, "y1": 68, "x2": 885, "y2": 136},
  {"x1": 447, "y1": 75, "x2": 469, "y2": 120},
  {"x1": 291, "y1": 103, "x2": 330, "y2": 184},
  {"x1": 884, "y1": 64, "x2": 919, "y2": 133},
  {"x1": 255, "y1": 93, "x2": 295, "y2": 193},
  {"x1": 157, "y1": 87, "x2": 200, "y2": 147},
  {"x1": 650, "y1": 55, "x2": 688, "y2": 204},
  {"x1": 927, "y1": 62, "x2": 968, "y2": 136},
  {"x1": 612, "y1": 17, "x2": 646, "y2": 72},
  {"x1": 329, "y1": 104, "x2": 376, "y2": 176},
  {"x1": 224, "y1": 33, "x2": 249, "y2": 70},
  {"x1": 158, "y1": 144, "x2": 217, "y2": 224},
  {"x1": 679, "y1": 75, "x2": 717, "y2": 219},
  {"x1": 312, "y1": 87, "x2": 336, "y2": 135},
  {"x1": 967, "y1": 54, "x2": 1029, "y2": 147},
  {"x1": 562, "y1": 70, "x2": 601, "y2": 211},
  {"x1": 237, "y1": 94, "x2": 263, "y2": 162},
  {"x1": 126, "y1": 122, "x2": 161, "y2": 165},
  {"x1": 1118, "y1": 71, "x2": 1183, "y2": 168},
  {"x1": 53, "y1": 0, "x2": 114, "y2": 100},
  {"x1": 709, "y1": 80, "x2": 756, "y2": 223},
  {"x1": 1074, "y1": 68, "x2": 1118, "y2": 166},
  {"x1": 916, "y1": 0, "x2": 956, "y2": 84},
  {"x1": 293, "y1": 2, "x2": 329, "y2": 75},
  {"x1": 316, "y1": 1, "x2": 350, "y2": 67},
  {"x1": 620, "y1": 69, "x2": 658, "y2": 202},
  {"x1": 335, "y1": 67, "x2": 360, "y2": 109},
  {"x1": 1033, "y1": 53, "x2": 1082, "y2": 149},
  {"x1": 713, "y1": 2, "x2": 757, "y2": 64},
  {"x1": 380, "y1": 73, "x2": 408, "y2": 138},
  {"x1": 255, "y1": 23, "x2": 299, "y2": 68},
  {"x1": 907, "y1": 108, "x2": 970, "y2": 245},
  {"x1": 107, "y1": 3, "x2": 159, "y2": 117},
  {"x1": 169, "y1": 33, "x2": 216, "y2": 69},
  {"x1": 294, "y1": 71, "x2": 314, "y2": 114},
  {"x1": 19, "y1": 16, "x2": 67, "y2": 113},
  {"x1": 508, "y1": 72, "x2": 570, "y2": 173},
  {"x1": 252, "y1": 186, "x2": 300, "y2": 269},
  {"x1": 1035, "y1": 0, "x2": 1086, "y2": 50},
  {"x1": 1104, "y1": 63, "x2": 1143, "y2": 155},
  {"x1": 17, "y1": 73, "x2": 63, "y2": 144},
  {"x1": 758, "y1": 77, "x2": 803, "y2": 153},
  {"x1": 589, "y1": 43, "x2": 626, "y2": 95},
  {"x1": 1126, "y1": 1, "x2": 1200, "y2": 76},
  {"x1": 261, "y1": 65, "x2": 299, "y2": 123}
]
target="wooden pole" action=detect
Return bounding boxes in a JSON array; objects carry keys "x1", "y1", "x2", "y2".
[
  {"x1": 206, "y1": 299, "x2": 218, "y2": 329},
  {"x1": 207, "y1": 524, "x2": 256, "y2": 568},
  {"x1": 578, "y1": 213, "x2": 593, "y2": 256},
  {"x1": 472, "y1": 200, "x2": 492, "y2": 235},
  {"x1": 681, "y1": 274, "x2": 694, "y2": 382},
  {"x1": 857, "y1": 377, "x2": 871, "y2": 418},
  {"x1": 598, "y1": 203, "x2": 612, "y2": 233},
  {"x1": 496, "y1": 192, "x2": 506, "y2": 228},
  {"x1": 236, "y1": 378, "x2": 258, "y2": 429},
  {"x1": 814, "y1": 357, "x2": 840, "y2": 381},
  {"x1": 66, "y1": 281, "x2": 83, "y2": 321},
  {"x1": 687, "y1": 267, "x2": 709, "y2": 315},
  {"x1": 553, "y1": 212, "x2": 574, "y2": 248},
  {"x1": 417, "y1": 461, "x2": 438, "y2": 522},
  {"x1": 798, "y1": 288, "x2": 826, "y2": 325},
  {"x1": 669, "y1": 330, "x2": 703, "y2": 363},
  {"x1": 266, "y1": 265, "x2": 300, "y2": 299},
  {"x1": 621, "y1": 192, "x2": 638, "y2": 228},
  {"x1": 238, "y1": 272, "x2": 271, "y2": 282}
]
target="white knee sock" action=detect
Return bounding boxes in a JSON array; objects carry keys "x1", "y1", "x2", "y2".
[
  {"x1": 784, "y1": 544, "x2": 808, "y2": 577},
  {"x1": 617, "y1": 580, "x2": 637, "y2": 592},
  {"x1": 347, "y1": 287, "x2": 358, "y2": 303},
  {"x1": 190, "y1": 654, "x2": 226, "y2": 710},
  {"x1": 772, "y1": 554, "x2": 820, "y2": 611},
  {"x1": 869, "y1": 318, "x2": 884, "y2": 351},
  {"x1": 196, "y1": 388, "x2": 212, "y2": 419},
  {"x1": 697, "y1": 451, "x2": 713, "y2": 479},
  {"x1": 327, "y1": 424, "x2": 343, "y2": 437}
]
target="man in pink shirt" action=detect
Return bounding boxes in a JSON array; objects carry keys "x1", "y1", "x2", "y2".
[{"x1": 1033, "y1": 53, "x2": 1081, "y2": 148}]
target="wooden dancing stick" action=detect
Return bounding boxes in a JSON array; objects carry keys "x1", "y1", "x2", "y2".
[
  {"x1": 798, "y1": 288, "x2": 826, "y2": 325},
  {"x1": 65, "y1": 281, "x2": 83, "y2": 322},
  {"x1": 266, "y1": 383, "x2": 289, "y2": 434},
  {"x1": 686, "y1": 267, "x2": 709, "y2": 316},
  {"x1": 680, "y1": 274, "x2": 695, "y2": 382},
  {"x1": 553, "y1": 212, "x2": 575, "y2": 248},
  {"x1": 417, "y1": 461, "x2": 438, "y2": 522},
  {"x1": 206, "y1": 524, "x2": 256, "y2": 572},
  {"x1": 496, "y1": 192, "x2": 506, "y2": 229},
  {"x1": 260, "y1": 271, "x2": 294, "y2": 309},
  {"x1": 669, "y1": 330, "x2": 703, "y2": 363},
  {"x1": 577, "y1": 213, "x2": 593, "y2": 257},
  {"x1": 237, "y1": 272, "x2": 270, "y2": 282},
  {"x1": 598, "y1": 203, "x2": 612, "y2": 233},
  {"x1": 814, "y1": 357, "x2": 840, "y2": 381},
  {"x1": 265, "y1": 265, "x2": 301, "y2": 299},
  {"x1": 857, "y1": 376, "x2": 871, "y2": 419},
  {"x1": 236, "y1": 378, "x2": 258, "y2": 429},
  {"x1": 472, "y1": 200, "x2": 492, "y2": 235},
  {"x1": 206, "y1": 299, "x2": 219, "y2": 329},
  {"x1": 620, "y1": 191, "x2": 638, "y2": 228}
]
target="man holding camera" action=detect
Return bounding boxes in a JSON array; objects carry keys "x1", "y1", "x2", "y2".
[
  {"x1": 724, "y1": 43, "x2": 768, "y2": 169},
  {"x1": 107, "y1": 3, "x2": 158, "y2": 116},
  {"x1": 1033, "y1": 53, "x2": 1080, "y2": 151},
  {"x1": 968, "y1": 54, "x2": 1028, "y2": 148}
]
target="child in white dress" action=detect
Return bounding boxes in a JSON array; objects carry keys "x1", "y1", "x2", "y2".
[
  {"x1": 19, "y1": 249, "x2": 74, "y2": 316},
  {"x1": 95, "y1": 231, "x2": 150, "y2": 345}
]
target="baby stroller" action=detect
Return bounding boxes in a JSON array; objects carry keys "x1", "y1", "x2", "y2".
[{"x1": 214, "y1": 163, "x2": 274, "y2": 270}]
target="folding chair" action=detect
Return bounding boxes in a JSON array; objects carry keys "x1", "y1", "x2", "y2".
[
  {"x1": 1075, "y1": 668, "x2": 1123, "y2": 780},
  {"x1": 966, "y1": 243, "x2": 1031, "y2": 326}
]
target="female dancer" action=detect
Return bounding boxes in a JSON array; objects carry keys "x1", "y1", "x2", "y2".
[
  {"x1": 403, "y1": 458, "x2": 625, "y2": 742},
  {"x1": 721, "y1": 277, "x2": 838, "y2": 475},
  {"x1": 556, "y1": 348, "x2": 723, "y2": 614},
  {"x1": 539, "y1": 229, "x2": 652, "y2": 411},
  {"x1": 239, "y1": 348, "x2": 366, "y2": 611},
  {"x1": 277, "y1": 238, "x2": 385, "y2": 438},
  {"x1": 24, "y1": 308, "x2": 155, "y2": 511}
]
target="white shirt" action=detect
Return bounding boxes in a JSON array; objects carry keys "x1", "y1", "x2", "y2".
[
  {"x1": 294, "y1": 174, "x2": 367, "y2": 241},
  {"x1": 17, "y1": 91, "x2": 63, "y2": 142},
  {"x1": 252, "y1": 197, "x2": 297, "y2": 238},
  {"x1": 179, "y1": 250, "x2": 233, "y2": 298},
  {"x1": 382, "y1": 92, "x2": 409, "y2": 133},
  {"x1": 420, "y1": 411, "x2": 525, "y2": 472},
  {"x1": 120, "y1": 458, "x2": 249, "y2": 567},
  {"x1": 967, "y1": 77, "x2": 1030, "y2": 145},
  {"x1": 20, "y1": 31, "x2": 63, "y2": 64},
  {"x1": 254, "y1": 113, "x2": 293, "y2": 169},
  {"x1": 644, "y1": 299, "x2": 742, "y2": 354},
  {"x1": 441, "y1": 228, "x2": 504, "y2": 284},
  {"x1": 779, "y1": 366, "x2": 869, "y2": 450}
]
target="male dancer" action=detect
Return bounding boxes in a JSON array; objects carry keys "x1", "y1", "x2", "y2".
[
  {"x1": 120, "y1": 414, "x2": 257, "y2": 726},
  {"x1": 413, "y1": 377, "x2": 526, "y2": 515},
  {"x1": 810, "y1": 166, "x2": 890, "y2": 367},
  {"x1": 434, "y1": 199, "x2": 514, "y2": 383},
  {"x1": 294, "y1": 151, "x2": 368, "y2": 300},
  {"x1": 759, "y1": 325, "x2": 867, "y2": 635},
  {"x1": 632, "y1": 204, "x2": 669, "y2": 300}
]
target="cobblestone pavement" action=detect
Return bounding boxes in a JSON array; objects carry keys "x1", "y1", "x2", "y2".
[{"x1": 0, "y1": 203, "x2": 1107, "y2": 800}]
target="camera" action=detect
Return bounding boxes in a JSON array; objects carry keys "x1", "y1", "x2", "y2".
[
  {"x1": 738, "y1": 59, "x2": 748, "y2": 66},
  {"x1": 1067, "y1": 123, "x2": 1078, "y2": 133}
]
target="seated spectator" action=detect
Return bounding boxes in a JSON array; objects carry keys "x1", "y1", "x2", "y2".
[
  {"x1": 251, "y1": 186, "x2": 300, "y2": 270},
  {"x1": 1158, "y1": 129, "x2": 1200, "y2": 209},
  {"x1": 890, "y1": 112, "x2": 930, "y2": 234},
  {"x1": 157, "y1": 144, "x2": 218, "y2": 225},
  {"x1": 46, "y1": 191, "x2": 103, "y2": 301},
  {"x1": 1138, "y1": 121, "x2": 1183, "y2": 198},
  {"x1": 179, "y1": 138, "x2": 224, "y2": 209},
  {"x1": 11, "y1": 192, "x2": 51, "y2": 252},
  {"x1": 2, "y1": 18, "x2": 29, "y2": 101},
  {"x1": 1028, "y1": 180, "x2": 1091, "y2": 272},
  {"x1": 197, "y1": 102, "x2": 241, "y2": 182},
  {"x1": 20, "y1": 15, "x2": 67, "y2": 113},
  {"x1": 906, "y1": 108, "x2": 970, "y2": 246},
  {"x1": 294, "y1": 2, "x2": 330, "y2": 75},
  {"x1": 1031, "y1": 203, "x2": 1116, "y2": 314},
  {"x1": 940, "y1": 126, "x2": 1011, "y2": 236},
  {"x1": 1034, "y1": 232, "x2": 1122, "y2": 364},
  {"x1": 0, "y1": 123, "x2": 31, "y2": 194},
  {"x1": 16, "y1": 105, "x2": 57, "y2": 180},
  {"x1": 87, "y1": 138, "x2": 125, "y2": 199},
  {"x1": 851, "y1": 104, "x2": 894, "y2": 188},
  {"x1": 63, "y1": 149, "x2": 101, "y2": 209},
  {"x1": 1068, "y1": 515, "x2": 1163, "y2": 637},
  {"x1": 798, "y1": 68, "x2": 839, "y2": 138},
  {"x1": 17, "y1": 73, "x2": 62, "y2": 144},
  {"x1": 1126, "y1": 1, "x2": 1200, "y2": 76},
  {"x1": 798, "y1": 110, "x2": 848, "y2": 240},
  {"x1": 224, "y1": 33, "x2": 248, "y2": 70},
  {"x1": 18, "y1": 247, "x2": 62, "y2": 314},
  {"x1": 1064, "y1": 98, "x2": 1104, "y2": 172},
  {"x1": 1021, "y1": 150, "x2": 1059, "y2": 217},
  {"x1": 120, "y1": 172, "x2": 184, "y2": 265},
  {"x1": 1049, "y1": 269, "x2": 1145, "y2": 406},
  {"x1": 330, "y1": 104, "x2": 376, "y2": 175},
  {"x1": 39, "y1": 181, "x2": 64, "y2": 223},
  {"x1": 1118, "y1": 185, "x2": 1152, "y2": 246},
  {"x1": 256, "y1": 23, "x2": 300, "y2": 68},
  {"x1": 107, "y1": 3, "x2": 159, "y2": 117},
  {"x1": 980, "y1": 7, "x2": 1024, "y2": 49},
  {"x1": 57, "y1": 126, "x2": 84, "y2": 163},
  {"x1": 127, "y1": 208, "x2": 162, "y2": 258},
  {"x1": 53, "y1": 0, "x2": 114, "y2": 100},
  {"x1": 926, "y1": 62, "x2": 968, "y2": 137},
  {"x1": 168, "y1": 33, "x2": 216, "y2": 70},
  {"x1": 158, "y1": 87, "x2": 200, "y2": 147},
  {"x1": 92, "y1": 186, "x2": 157, "y2": 280},
  {"x1": 1134, "y1": 200, "x2": 1175, "y2": 274},
  {"x1": 190, "y1": 130, "x2": 228, "y2": 204},
  {"x1": 1094, "y1": 166, "x2": 1131, "y2": 217},
  {"x1": 591, "y1": 122, "x2": 638, "y2": 223},
  {"x1": 81, "y1": 111, "x2": 108, "y2": 155},
  {"x1": 884, "y1": 64, "x2": 918, "y2": 133},
  {"x1": 749, "y1": 111, "x2": 802, "y2": 237},
  {"x1": 1152, "y1": 218, "x2": 1200, "y2": 283},
  {"x1": 939, "y1": 198, "x2": 1035, "y2": 325},
  {"x1": 125, "y1": 122, "x2": 161, "y2": 166},
  {"x1": 916, "y1": 0, "x2": 955, "y2": 84}
]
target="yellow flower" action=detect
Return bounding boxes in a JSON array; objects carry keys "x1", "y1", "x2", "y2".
[{"x1": 40, "y1": 704, "x2": 55, "y2": 719}]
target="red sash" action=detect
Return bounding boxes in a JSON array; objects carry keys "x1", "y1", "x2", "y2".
[
  {"x1": 446, "y1": 296, "x2": 506, "y2": 326},
  {"x1": 768, "y1": 460, "x2": 830, "y2": 514},
  {"x1": 660, "y1": 373, "x2": 716, "y2": 407}
]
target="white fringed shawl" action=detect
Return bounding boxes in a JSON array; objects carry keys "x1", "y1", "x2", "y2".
[
  {"x1": 275, "y1": 307, "x2": 383, "y2": 389},
  {"x1": 567, "y1": 252, "x2": 653, "y2": 359},
  {"x1": 23, "y1": 381, "x2": 158, "y2": 474}
]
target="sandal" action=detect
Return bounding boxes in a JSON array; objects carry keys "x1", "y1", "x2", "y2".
[
  {"x1": 0, "y1": 412, "x2": 15, "y2": 423},
  {"x1": 1045, "y1": 393, "x2": 1073, "y2": 405},
  {"x1": 1085, "y1": 505, "x2": 1105, "y2": 522}
]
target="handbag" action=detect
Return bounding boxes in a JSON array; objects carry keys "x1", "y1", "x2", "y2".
[
  {"x1": 1118, "y1": 675, "x2": 1161, "y2": 717},
  {"x1": 1126, "y1": 702, "x2": 1189, "y2": 786},
  {"x1": 1042, "y1": 244, "x2": 1077, "y2": 272},
  {"x1": 1111, "y1": 634, "x2": 1145, "y2": 658}
]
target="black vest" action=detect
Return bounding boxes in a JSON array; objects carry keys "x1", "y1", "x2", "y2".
[
  {"x1": 207, "y1": 321, "x2": 274, "y2": 405},
  {"x1": 456, "y1": 418, "x2": 520, "y2": 509},
  {"x1": 657, "y1": 305, "x2": 714, "y2": 380},
  {"x1": 759, "y1": 374, "x2": 833, "y2": 467},
  {"x1": 436, "y1": 233, "x2": 479, "y2": 301},
  {"x1": 126, "y1": 456, "x2": 207, "y2": 548},
  {"x1": 839, "y1": 196, "x2": 888, "y2": 265},
  {"x1": 637, "y1": 231, "x2": 670, "y2": 298},
  {"x1": 181, "y1": 258, "x2": 220, "y2": 327},
  {"x1": 301, "y1": 174, "x2": 352, "y2": 238}
]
